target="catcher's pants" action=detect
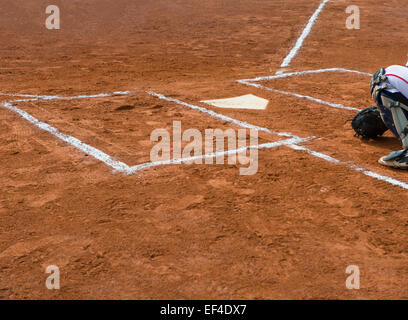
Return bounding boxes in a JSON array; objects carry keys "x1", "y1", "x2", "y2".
[{"x1": 377, "y1": 90, "x2": 408, "y2": 147}]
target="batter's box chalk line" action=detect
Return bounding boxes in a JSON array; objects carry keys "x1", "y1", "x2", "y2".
[{"x1": 0, "y1": 90, "x2": 310, "y2": 174}]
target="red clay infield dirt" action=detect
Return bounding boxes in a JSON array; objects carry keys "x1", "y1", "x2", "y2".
[{"x1": 1, "y1": 0, "x2": 408, "y2": 299}]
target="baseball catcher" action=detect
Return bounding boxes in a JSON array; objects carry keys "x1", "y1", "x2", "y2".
[{"x1": 352, "y1": 60, "x2": 408, "y2": 169}]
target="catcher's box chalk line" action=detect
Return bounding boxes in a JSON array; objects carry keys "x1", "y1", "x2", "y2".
[{"x1": 280, "y1": 0, "x2": 331, "y2": 69}]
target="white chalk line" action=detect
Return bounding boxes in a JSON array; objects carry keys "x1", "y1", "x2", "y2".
[
  {"x1": 128, "y1": 137, "x2": 311, "y2": 173},
  {"x1": 241, "y1": 68, "x2": 372, "y2": 83},
  {"x1": 1, "y1": 90, "x2": 311, "y2": 175},
  {"x1": 2, "y1": 91, "x2": 134, "y2": 174},
  {"x1": 238, "y1": 79, "x2": 361, "y2": 112},
  {"x1": 1, "y1": 98, "x2": 313, "y2": 174},
  {"x1": 280, "y1": 0, "x2": 330, "y2": 68},
  {"x1": 0, "y1": 93, "x2": 45, "y2": 98},
  {"x1": 2, "y1": 101, "x2": 133, "y2": 174},
  {"x1": 288, "y1": 144, "x2": 408, "y2": 190},
  {"x1": 0, "y1": 91, "x2": 130, "y2": 102},
  {"x1": 362, "y1": 171, "x2": 408, "y2": 190}
]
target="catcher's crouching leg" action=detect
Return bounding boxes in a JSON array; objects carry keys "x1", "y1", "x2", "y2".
[{"x1": 376, "y1": 91, "x2": 408, "y2": 169}]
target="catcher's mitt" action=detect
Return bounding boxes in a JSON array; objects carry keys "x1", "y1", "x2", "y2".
[{"x1": 351, "y1": 106, "x2": 388, "y2": 139}]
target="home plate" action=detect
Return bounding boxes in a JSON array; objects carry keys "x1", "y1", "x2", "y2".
[{"x1": 201, "y1": 94, "x2": 269, "y2": 110}]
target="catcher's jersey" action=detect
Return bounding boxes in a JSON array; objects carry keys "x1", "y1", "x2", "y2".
[{"x1": 384, "y1": 65, "x2": 408, "y2": 99}]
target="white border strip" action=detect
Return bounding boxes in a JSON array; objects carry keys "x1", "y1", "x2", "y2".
[
  {"x1": 2, "y1": 102, "x2": 133, "y2": 174},
  {"x1": 238, "y1": 79, "x2": 361, "y2": 111},
  {"x1": 362, "y1": 170, "x2": 408, "y2": 190},
  {"x1": 280, "y1": 0, "x2": 330, "y2": 68},
  {"x1": 241, "y1": 68, "x2": 372, "y2": 83},
  {"x1": 1, "y1": 97, "x2": 312, "y2": 175},
  {"x1": 128, "y1": 137, "x2": 311, "y2": 173},
  {"x1": 289, "y1": 144, "x2": 408, "y2": 190},
  {"x1": 0, "y1": 93, "x2": 45, "y2": 98},
  {"x1": 0, "y1": 91, "x2": 130, "y2": 102}
]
